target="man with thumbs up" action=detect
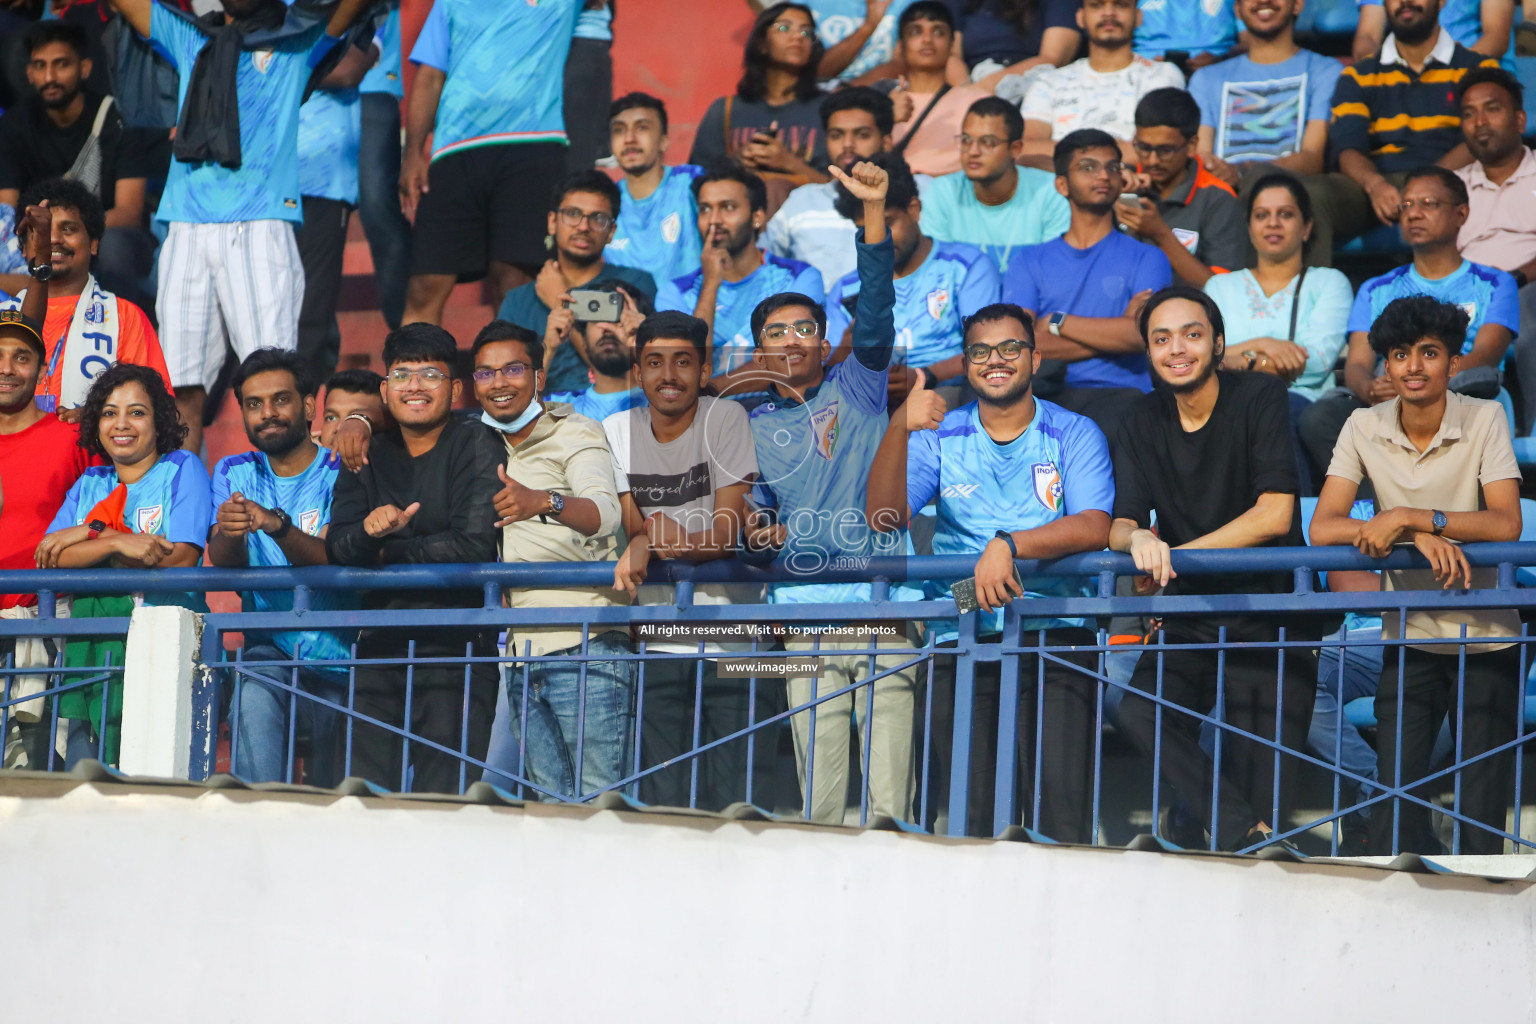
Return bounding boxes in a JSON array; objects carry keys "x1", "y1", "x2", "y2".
[{"x1": 326, "y1": 323, "x2": 505, "y2": 794}]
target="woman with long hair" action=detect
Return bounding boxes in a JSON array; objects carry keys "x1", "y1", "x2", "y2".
[
  {"x1": 35, "y1": 363, "x2": 212, "y2": 764},
  {"x1": 689, "y1": 2, "x2": 831, "y2": 185}
]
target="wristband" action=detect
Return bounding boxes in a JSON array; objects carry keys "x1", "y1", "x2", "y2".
[{"x1": 993, "y1": 529, "x2": 1018, "y2": 557}]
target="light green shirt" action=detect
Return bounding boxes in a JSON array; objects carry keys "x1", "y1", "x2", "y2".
[
  {"x1": 1204, "y1": 266, "x2": 1354, "y2": 403},
  {"x1": 919, "y1": 167, "x2": 1070, "y2": 275}
]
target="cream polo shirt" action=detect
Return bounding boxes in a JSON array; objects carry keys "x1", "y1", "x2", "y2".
[
  {"x1": 499, "y1": 403, "x2": 628, "y2": 656},
  {"x1": 1327, "y1": 392, "x2": 1521, "y2": 652},
  {"x1": 1456, "y1": 147, "x2": 1536, "y2": 274}
]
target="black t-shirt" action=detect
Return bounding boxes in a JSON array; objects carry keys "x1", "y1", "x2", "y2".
[
  {"x1": 1111, "y1": 371, "x2": 1302, "y2": 597},
  {"x1": 0, "y1": 92, "x2": 154, "y2": 209}
]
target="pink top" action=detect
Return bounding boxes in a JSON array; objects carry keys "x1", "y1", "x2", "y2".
[
  {"x1": 891, "y1": 84, "x2": 993, "y2": 178},
  {"x1": 1456, "y1": 147, "x2": 1536, "y2": 274}
]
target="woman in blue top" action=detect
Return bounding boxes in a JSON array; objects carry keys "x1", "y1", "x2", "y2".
[
  {"x1": 1204, "y1": 174, "x2": 1353, "y2": 491},
  {"x1": 35, "y1": 364, "x2": 212, "y2": 765}
]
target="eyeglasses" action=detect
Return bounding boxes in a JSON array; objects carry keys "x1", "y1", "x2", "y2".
[
  {"x1": 556, "y1": 207, "x2": 615, "y2": 231},
  {"x1": 386, "y1": 366, "x2": 449, "y2": 389},
  {"x1": 964, "y1": 338, "x2": 1034, "y2": 363},
  {"x1": 958, "y1": 133, "x2": 1007, "y2": 151},
  {"x1": 1398, "y1": 197, "x2": 1455, "y2": 213},
  {"x1": 762, "y1": 319, "x2": 820, "y2": 341},
  {"x1": 471, "y1": 362, "x2": 534, "y2": 383},
  {"x1": 1131, "y1": 140, "x2": 1188, "y2": 160},
  {"x1": 770, "y1": 20, "x2": 815, "y2": 38},
  {"x1": 1073, "y1": 158, "x2": 1125, "y2": 177}
]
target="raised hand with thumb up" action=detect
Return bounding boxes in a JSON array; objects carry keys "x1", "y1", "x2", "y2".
[
  {"x1": 493, "y1": 464, "x2": 552, "y2": 528},
  {"x1": 901, "y1": 367, "x2": 946, "y2": 432},
  {"x1": 364, "y1": 502, "x2": 420, "y2": 539}
]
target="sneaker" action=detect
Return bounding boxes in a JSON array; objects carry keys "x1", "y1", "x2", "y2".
[
  {"x1": 1232, "y1": 824, "x2": 1302, "y2": 855},
  {"x1": 1158, "y1": 802, "x2": 1208, "y2": 849}
]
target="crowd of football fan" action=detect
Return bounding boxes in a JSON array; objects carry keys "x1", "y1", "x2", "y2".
[{"x1": 0, "y1": 0, "x2": 1533, "y2": 855}]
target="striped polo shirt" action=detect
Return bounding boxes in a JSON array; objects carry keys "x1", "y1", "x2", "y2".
[{"x1": 1329, "y1": 29, "x2": 1499, "y2": 174}]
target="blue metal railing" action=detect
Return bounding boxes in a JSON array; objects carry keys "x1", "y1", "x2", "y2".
[{"x1": 4, "y1": 543, "x2": 1536, "y2": 857}]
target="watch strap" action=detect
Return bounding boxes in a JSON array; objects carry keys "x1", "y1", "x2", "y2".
[
  {"x1": 994, "y1": 529, "x2": 1018, "y2": 557},
  {"x1": 269, "y1": 509, "x2": 292, "y2": 539}
]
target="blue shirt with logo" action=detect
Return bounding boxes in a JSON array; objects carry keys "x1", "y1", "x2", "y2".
[
  {"x1": 825, "y1": 240, "x2": 1000, "y2": 381},
  {"x1": 149, "y1": 3, "x2": 340, "y2": 224},
  {"x1": 210, "y1": 447, "x2": 351, "y2": 666},
  {"x1": 360, "y1": 4, "x2": 403, "y2": 99},
  {"x1": 1348, "y1": 260, "x2": 1521, "y2": 359},
  {"x1": 1134, "y1": 0, "x2": 1237, "y2": 58},
  {"x1": 410, "y1": 0, "x2": 580, "y2": 160},
  {"x1": 1188, "y1": 50, "x2": 1343, "y2": 163},
  {"x1": 909, "y1": 399, "x2": 1114, "y2": 641},
  {"x1": 298, "y1": 87, "x2": 361, "y2": 203},
  {"x1": 606, "y1": 165, "x2": 704, "y2": 291},
  {"x1": 50, "y1": 449, "x2": 213, "y2": 610},
  {"x1": 545, "y1": 387, "x2": 648, "y2": 423},
  {"x1": 1004, "y1": 231, "x2": 1173, "y2": 391},
  {"x1": 808, "y1": 0, "x2": 919, "y2": 81},
  {"x1": 657, "y1": 255, "x2": 826, "y2": 377},
  {"x1": 749, "y1": 233, "x2": 905, "y2": 605}
]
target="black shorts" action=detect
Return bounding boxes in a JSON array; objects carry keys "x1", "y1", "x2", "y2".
[{"x1": 409, "y1": 141, "x2": 565, "y2": 278}]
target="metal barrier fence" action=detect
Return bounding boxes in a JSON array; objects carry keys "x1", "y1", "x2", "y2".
[{"x1": 3, "y1": 544, "x2": 1536, "y2": 857}]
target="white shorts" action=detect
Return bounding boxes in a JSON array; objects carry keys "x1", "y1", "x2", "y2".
[{"x1": 156, "y1": 220, "x2": 305, "y2": 390}]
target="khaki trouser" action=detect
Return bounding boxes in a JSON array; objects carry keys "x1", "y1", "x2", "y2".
[{"x1": 784, "y1": 626, "x2": 919, "y2": 825}]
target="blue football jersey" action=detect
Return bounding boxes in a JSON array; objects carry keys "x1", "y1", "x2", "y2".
[
  {"x1": 360, "y1": 4, "x2": 403, "y2": 98},
  {"x1": 150, "y1": 4, "x2": 339, "y2": 224},
  {"x1": 545, "y1": 387, "x2": 648, "y2": 422},
  {"x1": 908, "y1": 400, "x2": 1114, "y2": 641},
  {"x1": 606, "y1": 166, "x2": 704, "y2": 290},
  {"x1": 1348, "y1": 261, "x2": 1521, "y2": 359},
  {"x1": 298, "y1": 87, "x2": 361, "y2": 204},
  {"x1": 824, "y1": 241, "x2": 1000, "y2": 381},
  {"x1": 657, "y1": 255, "x2": 826, "y2": 376},
  {"x1": 1134, "y1": 0, "x2": 1237, "y2": 58},
  {"x1": 410, "y1": 0, "x2": 580, "y2": 159},
  {"x1": 211, "y1": 447, "x2": 351, "y2": 665},
  {"x1": 50, "y1": 449, "x2": 213, "y2": 610}
]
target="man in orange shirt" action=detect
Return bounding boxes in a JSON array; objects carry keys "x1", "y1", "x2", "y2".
[{"x1": 2, "y1": 177, "x2": 170, "y2": 421}]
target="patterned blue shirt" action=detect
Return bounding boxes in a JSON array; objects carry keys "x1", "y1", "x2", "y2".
[
  {"x1": 211, "y1": 447, "x2": 351, "y2": 666},
  {"x1": 410, "y1": 0, "x2": 580, "y2": 160},
  {"x1": 909, "y1": 399, "x2": 1114, "y2": 641},
  {"x1": 150, "y1": 4, "x2": 340, "y2": 224},
  {"x1": 606, "y1": 165, "x2": 704, "y2": 290},
  {"x1": 657, "y1": 255, "x2": 825, "y2": 376},
  {"x1": 825, "y1": 241, "x2": 1000, "y2": 382},
  {"x1": 298, "y1": 87, "x2": 361, "y2": 204},
  {"x1": 545, "y1": 387, "x2": 648, "y2": 423},
  {"x1": 1347, "y1": 260, "x2": 1521, "y2": 359}
]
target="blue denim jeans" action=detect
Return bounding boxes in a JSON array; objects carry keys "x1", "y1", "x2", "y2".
[
  {"x1": 1309, "y1": 626, "x2": 1382, "y2": 810},
  {"x1": 499, "y1": 631, "x2": 634, "y2": 801},
  {"x1": 357, "y1": 91, "x2": 411, "y2": 330},
  {"x1": 231, "y1": 643, "x2": 346, "y2": 786}
]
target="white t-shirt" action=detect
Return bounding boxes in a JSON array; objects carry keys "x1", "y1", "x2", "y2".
[
  {"x1": 604, "y1": 398, "x2": 762, "y2": 654},
  {"x1": 1021, "y1": 55, "x2": 1186, "y2": 141}
]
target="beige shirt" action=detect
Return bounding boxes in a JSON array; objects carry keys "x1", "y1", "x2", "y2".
[
  {"x1": 499, "y1": 403, "x2": 627, "y2": 656},
  {"x1": 1456, "y1": 147, "x2": 1536, "y2": 274},
  {"x1": 1327, "y1": 392, "x2": 1521, "y2": 651}
]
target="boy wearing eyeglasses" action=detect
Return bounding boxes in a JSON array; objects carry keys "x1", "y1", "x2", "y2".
[
  {"x1": 325, "y1": 323, "x2": 505, "y2": 794},
  {"x1": 866, "y1": 301, "x2": 1113, "y2": 839}
]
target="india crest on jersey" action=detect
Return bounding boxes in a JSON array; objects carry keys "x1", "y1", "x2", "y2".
[
  {"x1": 1032, "y1": 462, "x2": 1062, "y2": 513},
  {"x1": 662, "y1": 211, "x2": 681, "y2": 245},
  {"x1": 298, "y1": 508, "x2": 322, "y2": 536},
  {"x1": 136, "y1": 504, "x2": 164, "y2": 535},
  {"x1": 811, "y1": 401, "x2": 839, "y2": 461},
  {"x1": 926, "y1": 288, "x2": 950, "y2": 321}
]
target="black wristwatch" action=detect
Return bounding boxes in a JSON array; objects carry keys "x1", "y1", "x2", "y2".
[
  {"x1": 267, "y1": 508, "x2": 292, "y2": 539},
  {"x1": 1515, "y1": 269, "x2": 1529, "y2": 289},
  {"x1": 993, "y1": 529, "x2": 1018, "y2": 557},
  {"x1": 27, "y1": 260, "x2": 52, "y2": 282}
]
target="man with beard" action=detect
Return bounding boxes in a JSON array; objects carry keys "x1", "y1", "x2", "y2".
[
  {"x1": 0, "y1": 22, "x2": 154, "y2": 303},
  {"x1": 208, "y1": 348, "x2": 348, "y2": 785},
  {"x1": 1306, "y1": 0, "x2": 1499, "y2": 259},
  {"x1": 497, "y1": 170, "x2": 657, "y2": 395},
  {"x1": 1021, "y1": 0, "x2": 1185, "y2": 167},
  {"x1": 604, "y1": 93, "x2": 703, "y2": 290},
  {"x1": 0, "y1": 178, "x2": 171, "y2": 419},
  {"x1": 1455, "y1": 67, "x2": 1536, "y2": 432},
  {"x1": 657, "y1": 163, "x2": 824, "y2": 388},
  {"x1": 1189, "y1": 0, "x2": 1342, "y2": 188},
  {"x1": 1004, "y1": 129, "x2": 1172, "y2": 436},
  {"x1": 469, "y1": 320, "x2": 631, "y2": 802},
  {"x1": 544, "y1": 279, "x2": 651, "y2": 422},
  {"x1": 326, "y1": 323, "x2": 504, "y2": 794},
  {"x1": 865, "y1": 302, "x2": 1113, "y2": 840},
  {"x1": 764, "y1": 87, "x2": 913, "y2": 290},
  {"x1": 825, "y1": 151, "x2": 999, "y2": 406},
  {"x1": 1109, "y1": 285, "x2": 1316, "y2": 852}
]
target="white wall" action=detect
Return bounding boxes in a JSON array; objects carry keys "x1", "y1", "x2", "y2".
[{"x1": 3, "y1": 784, "x2": 1534, "y2": 1023}]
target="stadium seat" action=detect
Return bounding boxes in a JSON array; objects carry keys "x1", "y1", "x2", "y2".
[
  {"x1": 1518, "y1": 58, "x2": 1536, "y2": 140},
  {"x1": 1513, "y1": 435, "x2": 1536, "y2": 470},
  {"x1": 1337, "y1": 223, "x2": 1408, "y2": 255}
]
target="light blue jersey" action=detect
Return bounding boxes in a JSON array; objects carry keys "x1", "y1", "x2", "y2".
[
  {"x1": 298, "y1": 87, "x2": 361, "y2": 204},
  {"x1": 749, "y1": 234, "x2": 905, "y2": 605},
  {"x1": 1134, "y1": 0, "x2": 1237, "y2": 58},
  {"x1": 919, "y1": 168, "x2": 1071, "y2": 275},
  {"x1": 1348, "y1": 260, "x2": 1520, "y2": 358},
  {"x1": 657, "y1": 254, "x2": 826, "y2": 376},
  {"x1": 410, "y1": 0, "x2": 580, "y2": 160},
  {"x1": 545, "y1": 387, "x2": 647, "y2": 422},
  {"x1": 150, "y1": 4, "x2": 340, "y2": 224},
  {"x1": 607, "y1": 165, "x2": 704, "y2": 289},
  {"x1": 211, "y1": 447, "x2": 351, "y2": 666},
  {"x1": 360, "y1": 4, "x2": 403, "y2": 99},
  {"x1": 808, "y1": 0, "x2": 919, "y2": 81},
  {"x1": 825, "y1": 241, "x2": 999, "y2": 381},
  {"x1": 909, "y1": 400, "x2": 1114, "y2": 641},
  {"x1": 50, "y1": 449, "x2": 213, "y2": 611}
]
